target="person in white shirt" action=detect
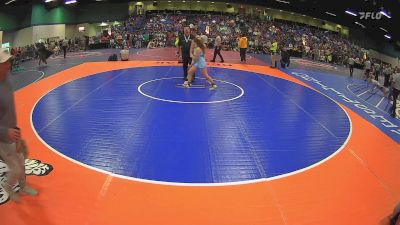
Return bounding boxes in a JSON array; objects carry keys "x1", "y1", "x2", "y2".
[
  {"x1": 348, "y1": 56, "x2": 355, "y2": 77},
  {"x1": 62, "y1": 39, "x2": 68, "y2": 58},
  {"x1": 211, "y1": 34, "x2": 224, "y2": 63},
  {"x1": 120, "y1": 45, "x2": 129, "y2": 61},
  {"x1": 367, "y1": 71, "x2": 388, "y2": 97},
  {"x1": 390, "y1": 68, "x2": 400, "y2": 118}
]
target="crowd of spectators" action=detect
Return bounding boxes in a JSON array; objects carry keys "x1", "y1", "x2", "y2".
[
  {"x1": 102, "y1": 13, "x2": 366, "y2": 66},
  {"x1": 7, "y1": 12, "x2": 391, "y2": 69}
]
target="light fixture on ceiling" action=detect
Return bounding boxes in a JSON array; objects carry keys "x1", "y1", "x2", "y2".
[
  {"x1": 5, "y1": 0, "x2": 16, "y2": 5},
  {"x1": 276, "y1": 0, "x2": 290, "y2": 4},
  {"x1": 384, "y1": 34, "x2": 391, "y2": 39},
  {"x1": 65, "y1": 0, "x2": 77, "y2": 4},
  {"x1": 345, "y1": 10, "x2": 357, "y2": 16},
  {"x1": 355, "y1": 21, "x2": 365, "y2": 28},
  {"x1": 379, "y1": 10, "x2": 391, "y2": 18},
  {"x1": 325, "y1": 12, "x2": 337, "y2": 17},
  {"x1": 379, "y1": 27, "x2": 388, "y2": 32}
]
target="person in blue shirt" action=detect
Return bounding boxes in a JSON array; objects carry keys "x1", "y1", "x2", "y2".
[{"x1": 183, "y1": 37, "x2": 217, "y2": 90}]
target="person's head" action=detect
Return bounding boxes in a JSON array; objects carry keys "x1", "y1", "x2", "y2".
[
  {"x1": 193, "y1": 37, "x2": 205, "y2": 52},
  {"x1": 241, "y1": 33, "x2": 246, "y2": 38},
  {"x1": 0, "y1": 49, "x2": 12, "y2": 81},
  {"x1": 183, "y1": 26, "x2": 190, "y2": 36}
]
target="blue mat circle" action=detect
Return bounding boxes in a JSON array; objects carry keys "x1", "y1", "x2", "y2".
[{"x1": 32, "y1": 66, "x2": 351, "y2": 183}]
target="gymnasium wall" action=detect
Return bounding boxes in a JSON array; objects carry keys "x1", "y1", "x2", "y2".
[
  {"x1": 3, "y1": 24, "x2": 68, "y2": 46},
  {"x1": 65, "y1": 23, "x2": 102, "y2": 39},
  {"x1": 3, "y1": 27, "x2": 33, "y2": 47},
  {"x1": 32, "y1": 24, "x2": 66, "y2": 41},
  {"x1": 31, "y1": 4, "x2": 75, "y2": 26}
]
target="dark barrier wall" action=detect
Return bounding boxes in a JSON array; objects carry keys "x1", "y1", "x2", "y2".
[
  {"x1": 0, "y1": 5, "x2": 31, "y2": 31},
  {"x1": 76, "y1": 3, "x2": 129, "y2": 23},
  {"x1": 0, "y1": 13, "x2": 18, "y2": 31},
  {"x1": 31, "y1": 4, "x2": 75, "y2": 25},
  {"x1": 0, "y1": 2, "x2": 129, "y2": 30}
]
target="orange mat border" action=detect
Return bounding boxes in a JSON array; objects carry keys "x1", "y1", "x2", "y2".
[{"x1": 2, "y1": 61, "x2": 399, "y2": 225}]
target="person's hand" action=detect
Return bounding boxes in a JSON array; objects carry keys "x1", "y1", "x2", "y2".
[{"x1": 7, "y1": 128, "x2": 21, "y2": 142}]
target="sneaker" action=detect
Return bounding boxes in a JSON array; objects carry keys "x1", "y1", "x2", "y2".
[
  {"x1": 183, "y1": 81, "x2": 191, "y2": 88},
  {"x1": 210, "y1": 60, "x2": 215, "y2": 62},
  {"x1": 21, "y1": 186, "x2": 39, "y2": 196},
  {"x1": 220, "y1": 60, "x2": 224, "y2": 63},
  {"x1": 209, "y1": 84, "x2": 217, "y2": 90}
]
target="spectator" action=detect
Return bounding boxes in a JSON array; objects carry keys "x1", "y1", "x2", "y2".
[
  {"x1": 348, "y1": 56, "x2": 355, "y2": 77},
  {"x1": 0, "y1": 49, "x2": 39, "y2": 203},
  {"x1": 238, "y1": 33, "x2": 248, "y2": 63},
  {"x1": 120, "y1": 45, "x2": 130, "y2": 61},
  {"x1": 391, "y1": 68, "x2": 400, "y2": 118}
]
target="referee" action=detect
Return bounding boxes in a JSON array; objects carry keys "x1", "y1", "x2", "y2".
[{"x1": 178, "y1": 26, "x2": 195, "y2": 81}]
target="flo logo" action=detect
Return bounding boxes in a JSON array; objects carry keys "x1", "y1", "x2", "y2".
[{"x1": 359, "y1": 12, "x2": 382, "y2": 20}]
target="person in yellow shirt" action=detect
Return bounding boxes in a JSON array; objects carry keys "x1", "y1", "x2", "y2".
[
  {"x1": 270, "y1": 40, "x2": 279, "y2": 68},
  {"x1": 238, "y1": 33, "x2": 248, "y2": 63}
]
